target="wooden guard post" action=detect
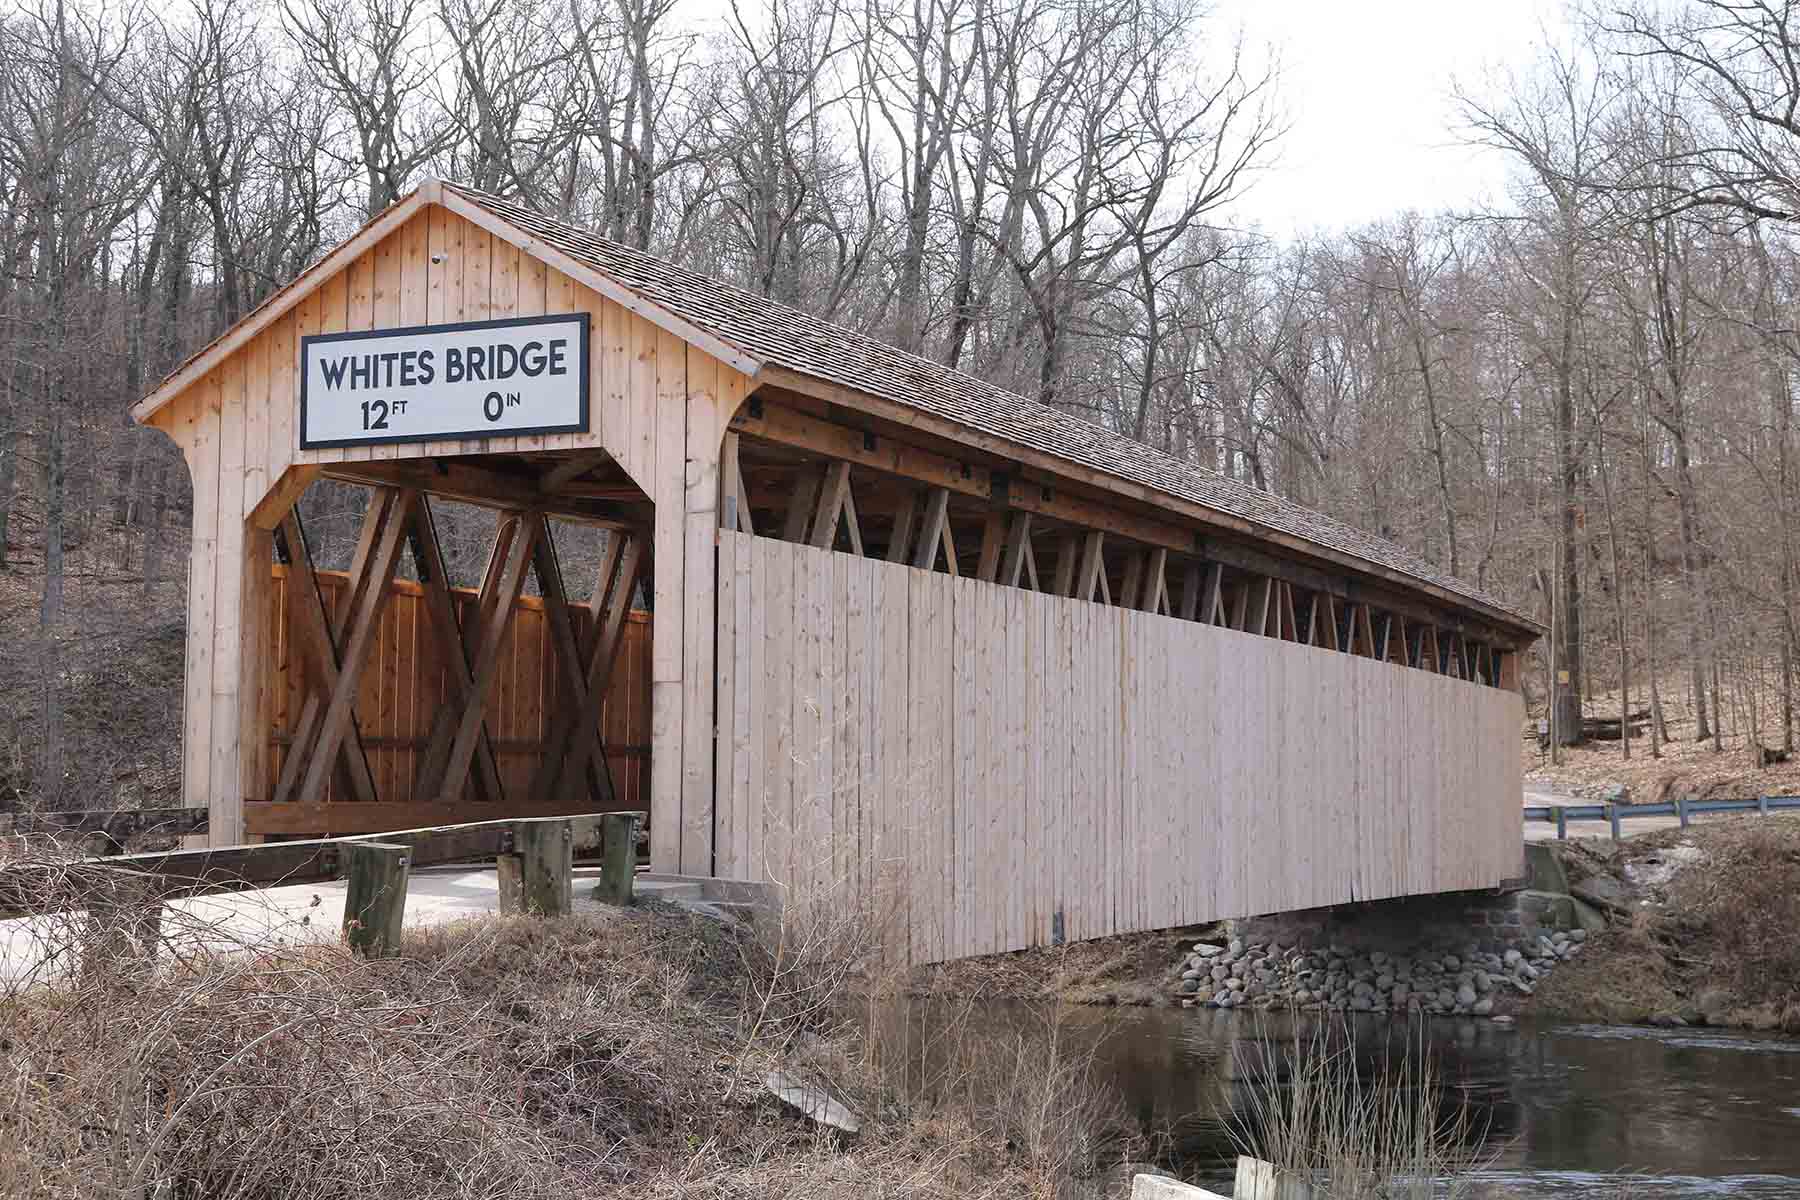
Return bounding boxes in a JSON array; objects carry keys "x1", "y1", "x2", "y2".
[
  {"x1": 343, "y1": 841, "x2": 410, "y2": 956},
  {"x1": 594, "y1": 812, "x2": 638, "y2": 905},
  {"x1": 81, "y1": 867, "x2": 164, "y2": 976},
  {"x1": 501, "y1": 818, "x2": 574, "y2": 916}
]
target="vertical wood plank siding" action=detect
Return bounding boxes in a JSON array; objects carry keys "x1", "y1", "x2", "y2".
[
  {"x1": 154, "y1": 206, "x2": 744, "y2": 864},
  {"x1": 714, "y1": 531, "x2": 1525, "y2": 965}
]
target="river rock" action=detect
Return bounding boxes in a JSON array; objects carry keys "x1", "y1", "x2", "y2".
[
  {"x1": 1180, "y1": 968, "x2": 1201, "y2": 981},
  {"x1": 1474, "y1": 970, "x2": 1493, "y2": 994},
  {"x1": 1572, "y1": 873, "x2": 1632, "y2": 913},
  {"x1": 1211, "y1": 965, "x2": 1230, "y2": 983},
  {"x1": 1179, "y1": 979, "x2": 1199, "y2": 994},
  {"x1": 1228, "y1": 938, "x2": 1244, "y2": 955},
  {"x1": 1570, "y1": 929, "x2": 1587, "y2": 943},
  {"x1": 1193, "y1": 943, "x2": 1225, "y2": 958},
  {"x1": 1442, "y1": 954, "x2": 1461, "y2": 971},
  {"x1": 1504, "y1": 948, "x2": 1522, "y2": 966},
  {"x1": 1456, "y1": 984, "x2": 1478, "y2": 1007},
  {"x1": 1472, "y1": 997, "x2": 1494, "y2": 1016}
]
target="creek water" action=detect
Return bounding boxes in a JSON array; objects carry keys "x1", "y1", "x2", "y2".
[{"x1": 946, "y1": 1003, "x2": 1800, "y2": 1196}]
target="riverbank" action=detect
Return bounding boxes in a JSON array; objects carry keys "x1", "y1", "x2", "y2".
[
  {"x1": 0, "y1": 898, "x2": 1137, "y2": 1199},
  {"x1": 917, "y1": 814, "x2": 1800, "y2": 1035}
]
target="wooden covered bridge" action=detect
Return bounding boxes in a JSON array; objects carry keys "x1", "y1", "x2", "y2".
[{"x1": 133, "y1": 179, "x2": 1540, "y2": 962}]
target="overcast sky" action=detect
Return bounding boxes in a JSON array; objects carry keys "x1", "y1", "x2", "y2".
[{"x1": 1210, "y1": 0, "x2": 1573, "y2": 236}]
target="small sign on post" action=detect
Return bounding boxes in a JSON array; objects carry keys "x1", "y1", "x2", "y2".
[{"x1": 300, "y1": 313, "x2": 590, "y2": 448}]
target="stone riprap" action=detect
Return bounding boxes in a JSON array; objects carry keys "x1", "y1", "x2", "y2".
[{"x1": 1172, "y1": 929, "x2": 1589, "y2": 1017}]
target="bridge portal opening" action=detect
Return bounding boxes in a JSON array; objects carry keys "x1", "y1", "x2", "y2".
[{"x1": 248, "y1": 449, "x2": 653, "y2": 840}]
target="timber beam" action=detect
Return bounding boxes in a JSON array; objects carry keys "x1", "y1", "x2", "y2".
[{"x1": 321, "y1": 460, "x2": 652, "y2": 530}]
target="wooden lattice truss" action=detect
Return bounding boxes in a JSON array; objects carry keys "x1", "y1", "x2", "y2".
[{"x1": 269, "y1": 447, "x2": 650, "y2": 814}]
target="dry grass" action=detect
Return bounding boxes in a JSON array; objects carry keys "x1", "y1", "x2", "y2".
[
  {"x1": 1664, "y1": 820, "x2": 1800, "y2": 1008},
  {"x1": 0, "y1": 846, "x2": 1137, "y2": 1200},
  {"x1": 1227, "y1": 1018, "x2": 1492, "y2": 1200},
  {"x1": 1534, "y1": 817, "x2": 1800, "y2": 1025},
  {"x1": 908, "y1": 924, "x2": 1213, "y2": 1007}
]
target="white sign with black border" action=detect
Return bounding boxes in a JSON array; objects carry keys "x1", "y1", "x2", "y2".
[{"x1": 300, "y1": 313, "x2": 590, "y2": 449}]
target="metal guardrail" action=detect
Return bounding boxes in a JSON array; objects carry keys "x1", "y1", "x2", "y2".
[{"x1": 1523, "y1": 794, "x2": 1800, "y2": 839}]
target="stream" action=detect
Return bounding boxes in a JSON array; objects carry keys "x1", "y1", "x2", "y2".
[{"x1": 942, "y1": 1004, "x2": 1800, "y2": 1196}]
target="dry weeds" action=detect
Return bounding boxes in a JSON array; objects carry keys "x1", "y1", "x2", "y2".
[
  {"x1": 0, "y1": 846, "x2": 1137, "y2": 1200},
  {"x1": 1227, "y1": 1017, "x2": 1492, "y2": 1200}
]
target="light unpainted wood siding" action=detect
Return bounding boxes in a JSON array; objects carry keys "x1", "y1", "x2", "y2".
[
  {"x1": 714, "y1": 531, "x2": 1524, "y2": 964},
  {"x1": 150, "y1": 204, "x2": 748, "y2": 860},
  {"x1": 261, "y1": 565, "x2": 652, "y2": 820}
]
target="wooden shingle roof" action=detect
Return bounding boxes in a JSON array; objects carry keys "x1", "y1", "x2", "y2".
[{"x1": 445, "y1": 183, "x2": 1536, "y2": 632}]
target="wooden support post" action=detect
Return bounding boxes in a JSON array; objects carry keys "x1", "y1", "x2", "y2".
[
  {"x1": 1053, "y1": 532, "x2": 1080, "y2": 597},
  {"x1": 510, "y1": 818, "x2": 574, "y2": 916},
  {"x1": 1235, "y1": 1156, "x2": 1315, "y2": 1200},
  {"x1": 1555, "y1": 806, "x2": 1567, "y2": 840},
  {"x1": 1305, "y1": 592, "x2": 1322, "y2": 645},
  {"x1": 594, "y1": 812, "x2": 639, "y2": 905},
  {"x1": 1143, "y1": 547, "x2": 1168, "y2": 613},
  {"x1": 1677, "y1": 795, "x2": 1690, "y2": 828},
  {"x1": 886, "y1": 489, "x2": 918, "y2": 563},
  {"x1": 784, "y1": 467, "x2": 824, "y2": 542},
  {"x1": 912, "y1": 487, "x2": 951, "y2": 571},
  {"x1": 808, "y1": 461, "x2": 853, "y2": 549},
  {"x1": 275, "y1": 507, "x2": 381, "y2": 807},
  {"x1": 431, "y1": 512, "x2": 541, "y2": 803},
  {"x1": 1076, "y1": 530, "x2": 1105, "y2": 601},
  {"x1": 1120, "y1": 551, "x2": 1144, "y2": 610},
  {"x1": 407, "y1": 494, "x2": 505, "y2": 806},
  {"x1": 294, "y1": 489, "x2": 412, "y2": 807},
  {"x1": 415, "y1": 515, "x2": 522, "y2": 799},
  {"x1": 1179, "y1": 562, "x2": 1202, "y2": 621},
  {"x1": 342, "y1": 841, "x2": 409, "y2": 956},
  {"x1": 840, "y1": 483, "x2": 865, "y2": 555},
  {"x1": 82, "y1": 868, "x2": 163, "y2": 975},
  {"x1": 976, "y1": 510, "x2": 1008, "y2": 582},
  {"x1": 999, "y1": 512, "x2": 1034, "y2": 587},
  {"x1": 1608, "y1": 803, "x2": 1623, "y2": 841},
  {"x1": 532, "y1": 523, "x2": 612, "y2": 812},
  {"x1": 1760, "y1": 793, "x2": 1771, "y2": 818},
  {"x1": 497, "y1": 853, "x2": 523, "y2": 910},
  {"x1": 1203, "y1": 563, "x2": 1224, "y2": 624},
  {"x1": 534, "y1": 535, "x2": 646, "y2": 805},
  {"x1": 719, "y1": 432, "x2": 746, "y2": 533}
]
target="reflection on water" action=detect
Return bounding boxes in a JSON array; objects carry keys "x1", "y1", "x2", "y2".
[{"x1": 918, "y1": 1002, "x2": 1800, "y2": 1198}]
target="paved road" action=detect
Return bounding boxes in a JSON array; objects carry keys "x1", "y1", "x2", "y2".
[{"x1": 0, "y1": 864, "x2": 650, "y2": 985}]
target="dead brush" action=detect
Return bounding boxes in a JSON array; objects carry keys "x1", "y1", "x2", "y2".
[
  {"x1": 0, "y1": 842, "x2": 752, "y2": 1199},
  {"x1": 1, "y1": 828, "x2": 1137, "y2": 1200},
  {"x1": 1226, "y1": 1016, "x2": 1493, "y2": 1199},
  {"x1": 1668, "y1": 821, "x2": 1800, "y2": 1005}
]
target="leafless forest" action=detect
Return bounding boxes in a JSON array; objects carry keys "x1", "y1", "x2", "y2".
[{"x1": 1, "y1": 0, "x2": 1797, "y2": 811}]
